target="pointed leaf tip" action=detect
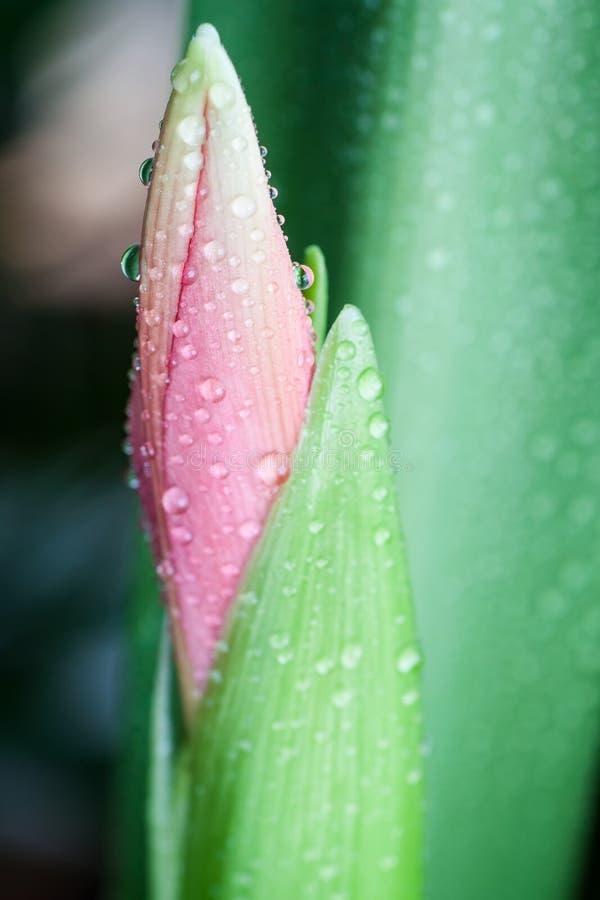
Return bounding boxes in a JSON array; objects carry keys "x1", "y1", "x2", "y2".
[{"x1": 183, "y1": 306, "x2": 423, "y2": 899}]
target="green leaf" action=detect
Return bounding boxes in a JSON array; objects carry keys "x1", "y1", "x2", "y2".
[
  {"x1": 147, "y1": 617, "x2": 189, "y2": 900},
  {"x1": 303, "y1": 243, "x2": 329, "y2": 352},
  {"x1": 182, "y1": 305, "x2": 423, "y2": 899}
]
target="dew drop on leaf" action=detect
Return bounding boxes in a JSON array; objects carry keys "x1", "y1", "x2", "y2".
[
  {"x1": 357, "y1": 366, "x2": 384, "y2": 401},
  {"x1": 368, "y1": 411, "x2": 390, "y2": 439}
]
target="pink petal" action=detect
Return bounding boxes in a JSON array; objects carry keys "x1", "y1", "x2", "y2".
[{"x1": 130, "y1": 25, "x2": 314, "y2": 699}]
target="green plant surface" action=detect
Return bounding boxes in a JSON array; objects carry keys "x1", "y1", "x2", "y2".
[
  {"x1": 148, "y1": 618, "x2": 189, "y2": 900},
  {"x1": 184, "y1": 4, "x2": 600, "y2": 899},
  {"x1": 182, "y1": 305, "x2": 423, "y2": 899},
  {"x1": 303, "y1": 244, "x2": 329, "y2": 352}
]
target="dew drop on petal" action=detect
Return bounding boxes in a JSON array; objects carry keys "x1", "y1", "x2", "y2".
[
  {"x1": 171, "y1": 526, "x2": 193, "y2": 545},
  {"x1": 138, "y1": 157, "x2": 153, "y2": 186},
  {"x1": 200, "y1": 377, "x2": 226, "y2": 402},
  {"x1": 209, "y1": 81, "x2": 235, "y2": 109},
  {"x1": 180, "y1": 344, "x2": 197, "y2": 360},
  {"x1": 177, "y1": 114, "x2": 205, "y2": 147},
  {"x1": 256, "y1": 451, "x2": 289, "y2": 486},
  {"x1": 182, "y1": 265, "x2": 198, "y2": 286},
  {"x1": 194, "y1": 408, "x2": 211, "y2": 423},
  {"x1": 239, "y1": 519, "x2": 261, "y2": 540},
  {"x1": 231, "y1": 195, "x2": 256, "y2": 219},
  {"x1": 162, "y1": 486, "x2": 190, "y2": 514},
  {"x1": 121, "y1": 244, "x2": 140, "y2": 282},
  {"x1": 231, "y1": 278, "x2": 249, "y2": 295},
  {"x1": 203, "y1": 240, "x2": 225, "y2": 263},
  {"x1": 172, "y1": 320, "x2": 190, "y2": 338},
  {"x1": 209, "y1": 461, "x2": 229, "y2": 480},
  {"x1": 293, "y1": 263, "x2": 315, "y2": 290}
]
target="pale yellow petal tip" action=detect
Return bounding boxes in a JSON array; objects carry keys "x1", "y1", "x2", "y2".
[{"x1": 192, "y1": 23, "x2": 221, "y2": 48}]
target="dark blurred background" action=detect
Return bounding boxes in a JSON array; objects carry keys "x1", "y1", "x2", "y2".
[{"x1": 0, "y1": 1, "x2": 180, "y2": 896}]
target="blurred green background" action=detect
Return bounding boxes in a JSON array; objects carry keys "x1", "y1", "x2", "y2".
[{"x1": 1, "y1": 0, "x2": 599, "y2": 898}]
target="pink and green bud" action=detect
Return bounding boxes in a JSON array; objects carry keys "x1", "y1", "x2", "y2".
[{"x1": 128, "y1": 24, "x2": 315, "y2": 704}]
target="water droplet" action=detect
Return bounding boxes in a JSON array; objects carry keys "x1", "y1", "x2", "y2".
[
  {"x1": 209, "y1": 81, "x2": 235, "y2": 109},
  {"x1": 200, "y1": 377, "x2": 226, "y2": 402},
  {"x1": 260, "y1": 145, "x2": 268, "y2": 158},
  {"x1": 373, "y1": 526, "x2": 391, "y2": 546},
  {"x1": 369, "y1": 412, "x2": 390, "y2": 439},
  {"x1": 121, "y1": 244, "x2": 140, "y2": 282},
  {"x1": 277, "y1": 213, "x2": 285, "y2": 226},
  {"x1": 180, "y1": 344, "x2": 197, "y2": 360},
  {"x1": 308, "y1": 520, "x2": 324, "y2": 534},
  {"x1": 269, "y1": 633, "x2": 289, "y2": 650},
  {"x1": 266, "y1": 281, "x2": 278, "y2": 293},
  {"x1": 231, "y1": 195, "x2": 256, "y2": 219},
  {"x1": 406, "y1": 768, "x2": 422, "y2": 785},
  {"x1": 252, "y1": 249, "x2": 266, "y2": 263},
  {"x1": 170, "y1": 61, "x2": 188, "y2": 93},
  {"x1": 203, "y1": 240, "x2": 225, "y2": 263},
  {"x1": 194, "y1": 407, "x2": 210, "y2": 423},
  {"x1": 172, "y1": 320, "x2": 190, "y2": 337},
  {"x1": 138, "y1": 157, "x2": 153, "y2": 186},
  {"x1": 336, "y1": 340, "x2": 356, "y2": 360},
  {"x1": 332, "y1": 690, "x2": 353, "y2": 708},
  {"x1": 182, "y1": 265, "x2": 198, "y2": 286},
  {"x1": 315, "y1": 657, "x2": 335, "y2": 675},
  {"x1": 397, "y1": 645, "x2": 422, "y2": 674},
  {"x1": 171, "y1": 526, "x2": 193, "y2": 545},
  {"x1": 231, "y1": 135, "x2": 247, "y2": 152},
  {"x1": 341, "y1": 645, "x2": 363, "y2": 669},
  {"x1": 293, "y1": 262, "x2": 315, "y2": 291},
  {"x1": 269, "y1": 185, "x2": 279, "y2": 200},
  {"x1": 209, "y1": 461, "x2": 229, "y2": 479},
  {"x1": 183, "y1": 150, "x2": 203, "y2": 172},
  {"x1": 239, "y1": 519, "x2": 260, "y2": 540},
  {"x1": 162, "y1": 486, "x2": 190, "y2": 514},
  {"x1": 177, "y1": 114, "x2": 205, "y2": 147},
  {"x1": 357, "y1": 367, "x2": 384, "y2": 401},
  {"x1": 220, "y1": 562, "x2": 239, "y2": 578},
  {"x1": 373, "y1": 485, "x2": 388, "y2": 502},
  {"x1": 402, "y1": 688, "x2": 420, "y2": 706},
  {"x1": 256, "y1": 451, "x2": 289, "y2": 486},
  {"x1": 250, "y1": 228, "x2": 264, "y2": 242},
  {"x1": 231, "y1": 277, "x2": 249, "y2": 295},
  {"x1": 351, "y1": 318, "x2": 369, "y2": 337}
]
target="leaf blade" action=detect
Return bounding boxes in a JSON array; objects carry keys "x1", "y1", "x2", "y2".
[{"x1": 183, "y1": 305, "x2": 423, "y2": 899}]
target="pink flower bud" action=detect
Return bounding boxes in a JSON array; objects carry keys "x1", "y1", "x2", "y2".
[{"x1": 128, "y1": 24, "x2": 314, "y2": 704}]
